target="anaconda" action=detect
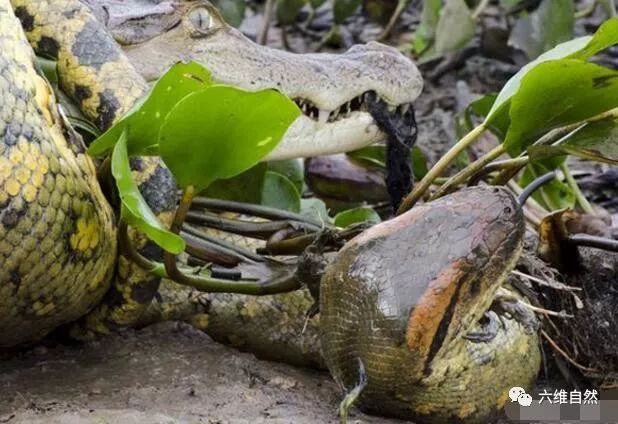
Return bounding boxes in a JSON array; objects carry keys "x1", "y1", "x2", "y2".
[{"x1": 0, "y1": 2, "x2": 540, "y2": 422}]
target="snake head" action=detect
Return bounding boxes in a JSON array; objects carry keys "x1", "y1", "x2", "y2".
[
  {"x1": 320, "y1": 186, "x2": 524, "y2": 383},
  {"x1": 402, "y1": 187, "x2": 524, "y2": 376}
]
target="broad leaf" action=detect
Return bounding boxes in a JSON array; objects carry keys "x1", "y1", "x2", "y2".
[
  {"x1": 503, "y1": 60, "x2": 618, "y2": 156},
  {"x1": 347, "y1": 145, "x2": 429, "y2": 180},
  {"x1": 334, "y1": 207, "x2": 381, "y2": 227},
  {"x1": 89, "y1": 61, "x2": 212, "y2": 156},
  {"x1": 485, "y1": 18, "x2": 618, "y2": 124},
  {"x1": 433, "y1": 0, "x2": 475, "y2": 55},
  {"x1": 508, "y1": 0, "x2": 574, "y2": 60},
  {"x1": 413, "y1": 0, "x2": 442, "y2": 54},
  {"x1": 261, "y1": 171, "x2": 301, "y2": 212},
  {"x1": 111, "y1": 130, "x2": 185, "y2": 254},
  {"x1": 277, "y1": 0, "x2": 305, "y2": 25},
  {"x1": 268, "y1": 159, "x2": 305, "y2": 194},
  {"x1": 204, "y1": 163, "x2": 267, "y2": 202},
  {"x1": 528, "y1": 118, "x2": 618, "y2": 165},
  {"x1": 520, "y1": 163, "x2": 575, "y2": 210},
  {"x1": 411, "y1": 146, "x2": 429, "y2": 179},
  {"x1": 310, "y1": 0, "x2": 327, "y2": 8},
  {"x1": 567, "y1": 18, "x2": 618, "y2": 60},
  {"x1": 334, "y1": 0, "x2": 361, "y2": 24},
  {"x1": 159, "y1": 85, "x2": 300, "y2": 192},
  {"x1": 212, "y1": 0, "x2": 246, "y2": 27},
  {"x1": 467, "y1": 93, "x2": 510, "y2": 140},
  {"x1": 300, "y1": 198, "x2": 331, "y2": 223}
]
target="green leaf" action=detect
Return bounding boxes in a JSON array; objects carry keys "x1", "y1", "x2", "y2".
[
  {"x1": 528, "y1": 118, "x2": 618, "y2": 165},
  {"x1": 159, "y1": 85, "x2": 300, "y2": 192},
  {"x1": 508, "y1": 0, "x2": 574, "y2": 60},
  {"x1": 503, "y1": 60, "x2": 618, "y2": 156},
  {"x1": 433, "y1": 0, "x2": 475, "y2": 55},
  {"x1": 499, "y1": 0, "x2": 524, "y2": 8},
  {"x1": 36, "y1": 57, "x2": 59, "y2": 85},
  {"x1": 68, "y1": 116, "x2": 101, "y2": 140},
  {"x1": 567, "y1": 18, "x2": 618, "y2": 60},
  {"x1": 414, "y1": 0, "x2": 442, "y2": 54},
  {"x1": 467, "y1": 93, "x2": 510, "y2": 140},
  {"x1": 277, "y1": 0, "x2": 306, "y2": 24},
  {"x1": 520, "y1": 163, "x2": 575, "y2": 210},
  {"x1": 411, "y1": 146, "x2": 429, "y2": 179},
  {"x1": 347, "y1": 145, "x2": 386, "y2": 168},
  {"x1": 485, "y1": 18, "x2": 618, "y2": 124},
  {"x1": 334, "y1": 0, "x2": 361, "y2": 24},
  {"x1": 261, "y1": 171, "x2": 301, "y2": 212},
  {"x1": 111, "y1": 130, "x2": 185, "y2": 254},
  {"x1": 212, "y1": 0, "x2": 246, "y2": 27},
  {"x1": 204, "y1": 163, "x2": 267, "y2": 203},
  {"x1": 347, "y1": 145, "x2": 429, "y2": 180},
  {"x1": 334, "y1": 207, "x2": 381, "y2": 227},
  {"x1": 300, "y1": 198, "x2": 331, "y2": 223},
  {"x1": 268, "y1": 159, "x2": 305, "y2": 194},
  {"x1": 310, "y1": 0, "x2": 327, "y2": 8},
  {"x1": 88, "y1": 61, "x2": 212, "y2": 157}
]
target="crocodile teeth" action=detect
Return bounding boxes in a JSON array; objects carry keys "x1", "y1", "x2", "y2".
[
  {"x1": 292, "y1": 91, "x2": 406, "y2": 123},
  {"x1": 318, "y1": 109, "x2": 330, "y2": 126}
]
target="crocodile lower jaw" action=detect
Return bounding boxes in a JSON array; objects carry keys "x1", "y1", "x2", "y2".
[{"x1": 265, "y1": 111, "x2": 382, "y2": 161}]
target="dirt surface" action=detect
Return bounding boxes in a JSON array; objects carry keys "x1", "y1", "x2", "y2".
[{"x1": 0, "y1": 322, "x2": 407, "y2": 424}]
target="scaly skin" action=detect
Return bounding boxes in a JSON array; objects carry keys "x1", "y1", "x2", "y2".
[
  {"x1": 320, "y1": 187, "x2": 541, "y2": 423},
  {"x1": 0, "y1": 0, "x2": 116, "y2": 346},
  {"x1": 8, "y1": 0, "x2": 178, "y2": 342}
]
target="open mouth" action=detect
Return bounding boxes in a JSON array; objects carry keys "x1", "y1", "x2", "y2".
[{"x1": 292, "y1": 91, "x2": 413, "y2": 124}]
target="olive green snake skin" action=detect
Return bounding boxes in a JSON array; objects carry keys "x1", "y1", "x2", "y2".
[{"x1": 0, "y1": 2, "x2": 540, "y2": 422}]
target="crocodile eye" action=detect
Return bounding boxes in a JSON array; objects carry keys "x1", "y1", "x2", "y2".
[{"x1": 188, "y1": 7, "x2": 215, "y2": 35}]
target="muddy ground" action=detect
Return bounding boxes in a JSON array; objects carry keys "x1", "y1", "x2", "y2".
[{"x1": 0, "y1": 322, "x2": 405, "y2": 424}]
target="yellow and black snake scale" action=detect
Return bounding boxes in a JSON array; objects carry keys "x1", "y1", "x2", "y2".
[
  {"x1": 1, "y1": 0, "x2": 321, "y2": 360},
  {"x1": 0, "y1": 0, "x2": 179, "y2": 345}
]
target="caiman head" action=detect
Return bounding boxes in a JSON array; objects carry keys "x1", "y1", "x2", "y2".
[{"x1": 117, "y1": 1, "x2": 423, "y2": 161}]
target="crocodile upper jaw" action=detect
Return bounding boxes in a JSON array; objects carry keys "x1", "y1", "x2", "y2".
[{"x1": 120, "y1": 1, "x2": 423, "y2": 159}]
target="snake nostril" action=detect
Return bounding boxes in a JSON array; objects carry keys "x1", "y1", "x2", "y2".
[{"x1": 504, "y1": 206, "x2": 512, "y2": 214}]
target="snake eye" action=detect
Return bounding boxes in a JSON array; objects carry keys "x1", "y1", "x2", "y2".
[{"x1": 187, "y1": 6, "x2": 215, "y2": 36}]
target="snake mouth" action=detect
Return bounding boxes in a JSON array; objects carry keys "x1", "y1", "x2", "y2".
[{"x1": 292, "y1": 91, "x2": 412, "y2": 125}]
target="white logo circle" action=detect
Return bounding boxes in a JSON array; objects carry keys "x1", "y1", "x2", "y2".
[
  {"x1": 518, "y1": 393, "x2": 533, "y2": 407},
  {"x1": 509, "y1": 386, "x2": 526, "y2": 402}
]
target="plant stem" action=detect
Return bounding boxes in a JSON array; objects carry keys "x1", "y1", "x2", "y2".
[
  {"x1": 560, "y1": 163, "x2": 594, "y2": 214},
  {"x1": 567, "y1": 234, "x2": 618, "y2": 252},
  {"x1": 164, "y1": 186, "x2": 301, "y2": 295},
  {"x1": 431, "y1": 144, "x2": 506, "y2": 199},
  {"x1": 574, "y1": 0, "x2": 597, "y2": 18},
  {"x1": 468, "y1": 156, "x2": 529, "y2": 186},
  {"x1": 258, "y1": 0, "x2": 276, "y2": 45},
  {"x1": 118, "y1": 222, "x2": 167, "y2": 278},
  {"x1": 190, "y1": 197, "x2": 323, "y2": 228},
  {"x1": 377, "y1": 0, "x2": 409, "y2": 41},
  {"x1": 397, "y1": 123, "x2": 486, "y2": 214},
  {"x1": 472, "y1": 0, "x2": 491, "y2": 19}
]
